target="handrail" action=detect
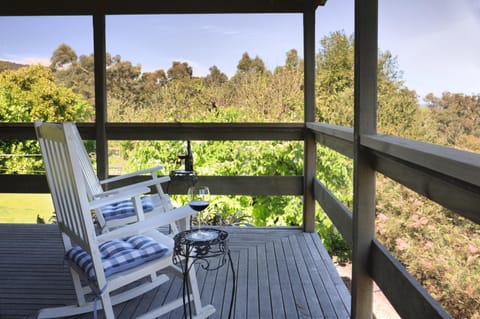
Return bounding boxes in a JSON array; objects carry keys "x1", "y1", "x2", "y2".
[
  {"x1": 307, "y1": 122, "x2": 480, "y2": 225},
  {"x1": 362, "y1": 134, "x2": 480, "y2": 189},
  {"x1": 308, "y1": 122, "x2": 480, "y2": 318},
  {"x1": 0, "y1": 122, "x2": 305, "y2": 141},
  {"x1": 306, "y1": 123, "x2": 353, "y2": 158}
]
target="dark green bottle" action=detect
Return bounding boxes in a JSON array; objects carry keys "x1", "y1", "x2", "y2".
[{"x1": 185, "y1": 140, "x2": 194, "y2": 172}]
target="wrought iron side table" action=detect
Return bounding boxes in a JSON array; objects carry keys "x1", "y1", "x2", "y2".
[{"x1": 173, "y1": 228, "x2": 235, "y2": 319}]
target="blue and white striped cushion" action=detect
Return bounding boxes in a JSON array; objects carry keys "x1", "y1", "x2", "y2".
[
  {"x1": 65, "y1": 235, "x2": 170, "y2": 281},
  {"x1": 100, "y1": 196, "x2": 154, "y2": 222}
]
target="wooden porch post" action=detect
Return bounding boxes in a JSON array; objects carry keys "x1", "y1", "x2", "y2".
[
  {"x1": 93, "y1": 13, "x2": 109, "y2": 180},
  {"x1": 351, "y1": 0, "x2": 378, "y2": 318},
  {"x1": 303, "y1": 8, "x2": 316, "y2": 232}
]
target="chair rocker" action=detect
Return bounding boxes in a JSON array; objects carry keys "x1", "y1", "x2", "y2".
[
  {"x1": 35, "y1": 120, "x2": 181, "y2": 233},
  {"x1": 35, "y1": 121, "x2": 215, "y2": 319}
]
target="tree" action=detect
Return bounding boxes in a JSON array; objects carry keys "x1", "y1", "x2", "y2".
[
  {"x1": 106, "y1": 54, "x2": 144, "y2": 114},
  {"x1": 51, "y1": 45, "x2": 95, "y2": 106},
  {"x1": 425, "y1": 92, "x2": 480, "y2": 146},
  {"x1": 315, "y1": 31, "x2": 355, "y2": 126},
  {"x1": 204, "y1": 65, "x2": 228, "y2": 86},
  {"x1": 315, "y1": 31, "x2": 419, "y2": 138},
  {"x1": 0, "y1": 64, "x2": 92, "y2": 173},
  {"x1": 167, "y1": 61, "x2": 193, "y2": 81},
  {"x1": 140, "y1": 69, "x2": 168, "y2": 92},
  {"x1": 317, "y1": 31, "x2": 354, "y2": 96},
  {"x1": 50, "y1": 43, "x2": 78, "y2": 71},
  {"x1": 235, "y1": 52, "x2": 267, "y2": 74},
  {"x1": 285, "y1": 48, "x2": 302, "y2": 70}
]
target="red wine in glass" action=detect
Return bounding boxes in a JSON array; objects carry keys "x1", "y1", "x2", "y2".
[
  {"x1": 189, "y1": 200, "x2": 209, "y2": 211},
  {"x1": 187, "y1": 186, "x2": 214, "y2": 240}
]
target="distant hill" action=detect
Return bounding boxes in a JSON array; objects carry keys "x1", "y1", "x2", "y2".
[{"x1": 0, "y1": 60, "x2": 27, "y2": 72}]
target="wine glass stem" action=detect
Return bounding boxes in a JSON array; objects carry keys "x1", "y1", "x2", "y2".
[{"x1": 198, "y1": 213, "x2": 201, "y2": 232}]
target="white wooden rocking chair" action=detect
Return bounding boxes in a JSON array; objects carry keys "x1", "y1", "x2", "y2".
[
  {"x1": 35, "y1": 120, "x2": 180, "y2": 233},
  {"x1": 35, "y1": 121, "x2": 215, "y2": 319}
]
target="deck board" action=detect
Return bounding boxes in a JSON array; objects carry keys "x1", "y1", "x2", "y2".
[{"x1": 0, "y1": 224, "x2": 350, "y2": 319}]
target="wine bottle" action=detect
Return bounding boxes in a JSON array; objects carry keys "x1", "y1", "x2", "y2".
[{"x1": 185, "y1": 140, "x2": 194, "y2": 172}]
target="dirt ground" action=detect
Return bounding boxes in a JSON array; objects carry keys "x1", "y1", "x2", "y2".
[{"x1": 335, "y1": 262, "x2": 401, "y2": 319}]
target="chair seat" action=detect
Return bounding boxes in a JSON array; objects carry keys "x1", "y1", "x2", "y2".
[
  {"x1": 100, "y1": 196, "x2": 154, "y2": 222},
  {"x1": 66, "y1": 234, "x2": 170, "y2": 281}
]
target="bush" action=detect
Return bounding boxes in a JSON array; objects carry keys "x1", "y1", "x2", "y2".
[{"x1": 376, "y1": 176, "x2": 480, "y2": 319}]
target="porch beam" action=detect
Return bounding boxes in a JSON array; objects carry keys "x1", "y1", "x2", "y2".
[
  {"x1": 0, "y1": 0, "x2": 327, "y2": 16},
  {"x1": 0, "y1": 123, "x2": 304, "y2": 141},
  {"x1": 106, "y1": 123, "x2": 305, "y2": 141},
  {"x1": 302, "y1": 8, "x2": 316, "y2": 232},
  {"x1": 93, "y1": 14, "x2": 108, "y2": 180},
  {"x1": 351, "y1": 0, "x2": 378, "y2": 318}
]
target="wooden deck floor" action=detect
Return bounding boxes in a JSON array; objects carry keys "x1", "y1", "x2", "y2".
[{"x1": 0, "y1": 224, "x2": 350, "y2": 319}]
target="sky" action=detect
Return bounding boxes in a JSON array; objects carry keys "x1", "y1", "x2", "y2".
[{"x1": 0, "y1": 0, "x2": 479, "y2": 101}]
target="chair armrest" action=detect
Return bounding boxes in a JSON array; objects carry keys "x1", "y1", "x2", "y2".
[
  {"x1": 89, "y1": 185, "x2": 151, "y2": 209},
  {"x1": 94, "y1": 176, "x2": 171, "y2": 200},
  {"x1": 99, "y1": 165, "x2": 165, "y2": 184},
  {"x1": 96, "y1": 205, "x2": 196, "y2": 243},
  {"x1": 92, "y1": 178, "x2": 169, "y2": 200}
]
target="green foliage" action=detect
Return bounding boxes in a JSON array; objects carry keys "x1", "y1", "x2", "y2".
[
  {"x1": 317, "y1": 31, "x2": 354, "y2": 98},
  {"x1": 207, "y1": 196, "x2": 254, "y2": 226},
  {"x1": 167, "y1": 61, "x2": 193, "y2": 81},
  {"x1": 204, "y1": 65, "x2": 228, "y2": 86},
  {"x1": 50, "y1": 43, "x2": 77, "y2": 70},
  {"x1": 0, "y1": 64, "x2": 92, "y2": 174},
  {"x1": 51, "y1": 46, "x2": 96, "y2": 107},
  {"x1": 236, "y1": 52, "x2": 267, "y2": 75},
  {"x1": 315, "y1": 31, "x2": 420, "y2": 140},
  {"x1": 0, "y1": 65, "x2": 90, "y2": 122},
  {"x1": 426, "y1": 92, "x2": 480, "y2": 148}
]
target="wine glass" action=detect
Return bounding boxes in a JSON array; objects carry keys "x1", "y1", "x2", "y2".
[{"x1": 187, "y1": 185, "x2": 213, "y2": 240}]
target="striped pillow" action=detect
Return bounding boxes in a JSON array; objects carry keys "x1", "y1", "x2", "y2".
[
  {"x1": 65, "y1": 235, "x2": 170, "y2": 281},
  {"x1": 100, "y1": 196, "x2": 154, "y2": 222}
]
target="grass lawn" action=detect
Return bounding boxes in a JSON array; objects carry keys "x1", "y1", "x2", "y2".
[{"x1": 0, "y1": 194, "x2": 54, "y2": 224}]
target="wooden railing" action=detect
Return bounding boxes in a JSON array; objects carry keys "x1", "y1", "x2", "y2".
[
  {"x1": 2, "y1": 121, "x2": 478, "y2": 318},
  {"x1": 0, "y1": 123, "x2": 305, "y2": 195},
  {"x1": 309, "y1": 122, "x2": 480, "y2": 318}
]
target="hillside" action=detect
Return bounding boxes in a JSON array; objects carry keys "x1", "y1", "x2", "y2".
[{"x1": 0, "y1": 60, "x2": 27, "y2": 72}]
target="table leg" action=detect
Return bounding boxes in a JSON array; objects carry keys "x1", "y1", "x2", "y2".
[{"x1": 228, "y1": 250, "x2": 236, "y2": 319}]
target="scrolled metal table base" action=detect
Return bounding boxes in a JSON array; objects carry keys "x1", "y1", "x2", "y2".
[{"x1": 173, "y1": 228, "x2": 235, "y2": 319}]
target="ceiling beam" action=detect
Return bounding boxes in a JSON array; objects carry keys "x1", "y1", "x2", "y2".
[{"x1": 0, "y1": 0, "x2": 326, "y2": 16}]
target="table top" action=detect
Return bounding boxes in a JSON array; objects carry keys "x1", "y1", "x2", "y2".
[
  {"x1": 174, "y1": 228, "x2": 229, "y2": 245},
  {"x1": 173, "y1": 228, "x2": 230, "y2": 259}
]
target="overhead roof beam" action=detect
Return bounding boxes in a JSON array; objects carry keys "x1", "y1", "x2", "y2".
[{"x1": 0, "y1": 0, "x2": 326, "y2": 16}]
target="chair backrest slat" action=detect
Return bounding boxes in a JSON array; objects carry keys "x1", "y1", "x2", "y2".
[
  {"x1": 69, "y1": 122, "x2": 104, "y2": 198},
  {"x1": 35, "y1": 120, "x2": 96, "y2": 250}
]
